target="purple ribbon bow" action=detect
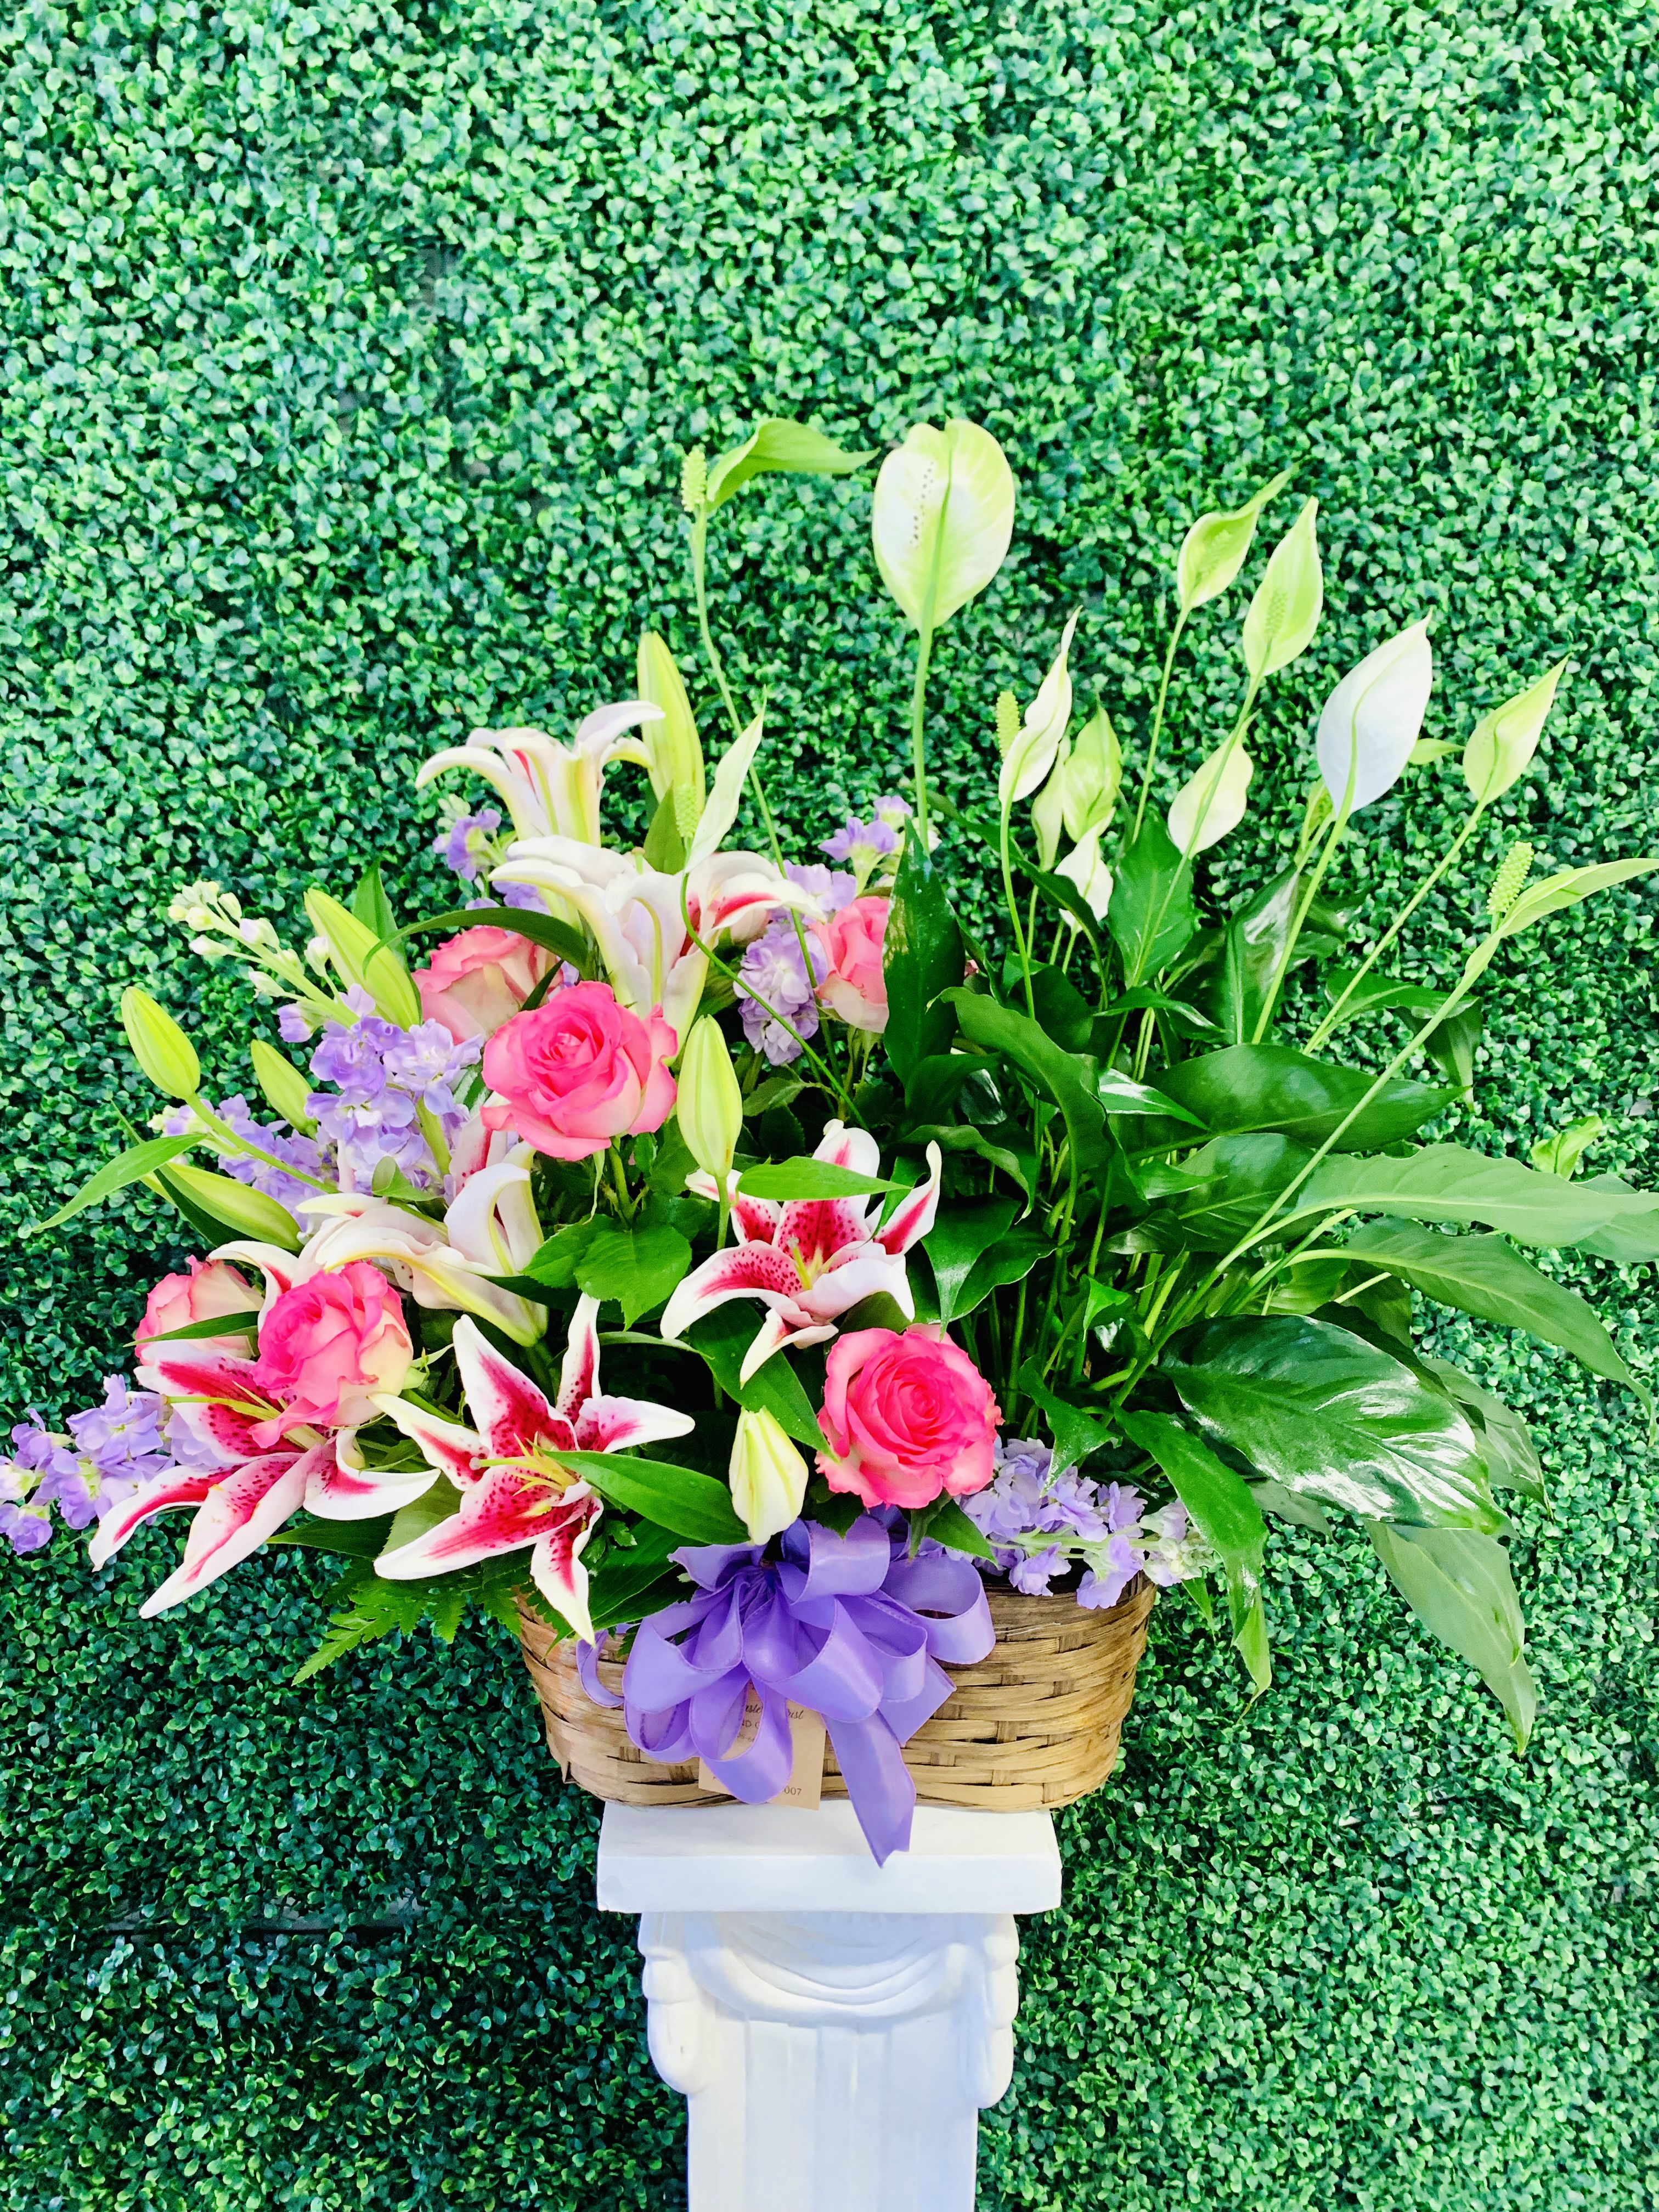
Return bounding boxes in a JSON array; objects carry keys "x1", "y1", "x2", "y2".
[{"x1": 580, "y1": 1514, "x2": 994, "y2": 1863}]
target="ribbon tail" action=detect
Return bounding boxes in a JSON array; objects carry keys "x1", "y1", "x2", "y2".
[
  {"x1": 823, "y1": 1711, "x2": 916, "y2": 1866},
  {"x1": 575, "y1": 1638, "x2": 625, "y2": 1709}
]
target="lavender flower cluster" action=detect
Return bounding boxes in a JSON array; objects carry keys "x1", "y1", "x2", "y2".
[
  {"x1": 963, "y1": 1437, "x2": 1211, "y2": 1610},
  {"x1": 1, "y1": 1379, "x2": 174, "y2": 1556},
  {"x1": 821, "y1": 793, "x2": 911, "y2": 888},
  {"x1": 435, "y1": 807, "x2": 540, "y2": 909},
  {"x1": 306, "y1": 998, "x2": 482, "y2": 1193},
  {"x1": 735, "y1": 862, "x2": 854, "y2": 1065}
]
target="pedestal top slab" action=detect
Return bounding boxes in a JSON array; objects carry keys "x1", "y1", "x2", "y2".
[{"x1": 596, "y1": 1801, "x2": 1063, "y2": 1915}]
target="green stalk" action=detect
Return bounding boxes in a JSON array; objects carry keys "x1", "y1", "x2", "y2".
[
  {"x1": 1129, "y1": 675, "x2": 1259, "y2": 986},
  {"x1": 690, "y1": 509, "x2": 743, "y2": 739},
  {"x1": 1130, "y1": 607, "x2": 1190, "y2": 838},
  {"x1": 909, "y1": 621, "x2": 936, "y2": 848},
  {"x1": 1303, "y1": 801, "x2": 1487, "y2": 1052},
  {"x1": 1249, "y1": 785, "x2": 1352, "y2": 1044},
  {"x1": 999, "y1": 798, "x2": 1037, "y2": 1018}
]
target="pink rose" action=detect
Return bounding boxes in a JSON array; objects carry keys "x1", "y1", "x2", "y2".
[
  {"x1": 136, "y1": 1258, "x2": 257, "y2": 1353},
  {"x1": 252, "y1": 1262, "x2": 413, "y2": 1437},
  {"x1": 816, "y1": 1325, "x2": 1001, "y2": 1509},
  {"x1": 481, "y1": 981, "x2": 677, "y2": 1161},
  {"x1": 815, "y1": 895, "x2": 890, "y2": 1033},
  {"x1": 413, "y1": 926, "x2": 554, "y2": 1043}
]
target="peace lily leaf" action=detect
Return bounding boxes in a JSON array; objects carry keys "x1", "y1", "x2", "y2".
[
  {"x1": 883, "y1": 839, "x2": 964, "y2": 1083},
  {"x1": 573, "y1": 1221, "x2": 692, "y2": 1328},
  {"x1": 556, "y1": 1451, "x2": 747, "y2": 1545},
  {"x1": 685, "y1": 1304, "x2": 822, "y2": 1450},
  {"x1": 1314, "y1": 618, "x2": 1434, "y2": 813},
  {"x1": 1248, "y1": 1479, "x2": 1331, "y2": 1531},
  {"x1": 1176, "y1": 469, "x2": 1292, "y2": 612},
  {"x1": 1368, "y1": 1522, "x2": 1536, "y2": 1750},
  {"x1": 588, "y1": 1522, "x2": 684, "y2": 1633},
  {"x1": 1206, "y1": 867, "x2": 1347, "y2": 1046},
  {"x1": 393, "y1": 904, "x2": 590, "y2": 974},
  {"x1": 1417, "y1": 1356, "x2": 1545, "y2": 1502},
  {"x1": 1029, "y1": 961, "x2": 1094, "y2": 1053},
  {"x1": 1299, "y1": 1145, "x2": 1659, "y2": 1257},
  {"x1": 1320, "y1": 966, "x2": 1444, "y2": 1028},
  {"x1": 1463, "y1": 658, "x2": 1568, "y2": 804},
  {"x1": 1344, "y1": 1220, "x2": 1646, "y2": 1404},
  {"x1": 1242, "y1": 497, "x2": 1322, "y2": 679},
  {"x1": 1017, "y1": 1364, "x2": 1117, "y2": 1477},
  {"x1": 704, "y1": 418, "x2": 874, "y2": 511},
  {"x1": 1108, "y1": 820, "x2": 1197, "y2": 984},
  {"x1": 738, "y1": 1159, "x2": 898, "y2": 1201},
  {"x1": 1167, "y1": 740, "x2": 1254, "y2": 854},
  {"x1": 1130, "y1": 1133, "x2": 1316, "y2": 1255},
  {"x1": 1530, "y1": 1114, "x2": 1604, "y2": 1180},
  {"x1": 32, "y1": 1134, "x2": 201, "y2": 1232},
  {"x1": 1157, "y1": 1045, "x2": 1452, "y2": 1151},
  {"x1": 939, "y1": 989, "x2": 1119, "y2": 1194},
  {"x1": 1119, "y1": 1409, "x2": 1271, "y2": 1693},
  {"x1": 1163, "y1": 1314, "x2": 1501, "y2": 1530},
  {"x1": 918, "y1": 1200, "x2": 1045, "y2": 1323},
  {"x1": 1097, "y1": 1069, "x2": 1202, "y2": 1123},
  {"x1": 903, "y1": 1124, "x2": 1034, "y2": 1200},
  {"x1": 872, "y1": 419, "x2": 1015, "y2": 632}
]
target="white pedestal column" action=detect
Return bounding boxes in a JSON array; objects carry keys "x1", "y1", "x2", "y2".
[{"x1": 597, "y1": 1801, "x2": 1062, "y2": 2212}]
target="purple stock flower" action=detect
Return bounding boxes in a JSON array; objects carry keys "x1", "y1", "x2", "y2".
[
  {"x1": 1077, "y1": 1534, "x2": 1146, "y2": 1611},
  {"x1": 437, "y1": 808, "x2": 503, "y2": 882},
  {"x1": 735, "y1": 916, "x2": 826, "y2": 1067},
  {"x1": 308, "y1": 1012, "x2": 482, "y2": 1192},
  {"x1": 821, "y1": 815, "x2": 901, "y2": 867},
  {"x1": 162, "y1": 1097, "x2": 330, "y2": 1217},
  {"x1": 277, "y1": 1004, "x2": 313, "y2": 1044},
  {"x1": 67, "y1": 1378, "x2": 173, "y2": 1497},
  {"x1": 963, "y1": 1435, "x2": 1202, "y2": 1610},
  {"x1": 0, "y1": 1503, "x2": 52, "y2": 1555},
  {"x1": 785, "y1": 861, "x2": 857, "y2": 916}
]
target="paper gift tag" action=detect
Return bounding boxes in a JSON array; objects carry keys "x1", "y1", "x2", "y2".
[{"x1": 698, "y1": 1687, "x2": 827, "y2": 1809}]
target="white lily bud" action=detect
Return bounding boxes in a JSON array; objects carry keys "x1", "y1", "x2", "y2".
[
  {"x1": 1242, "y1": 498, "x2": 1323, "y2": 679},
  {"x1": 121, "y1": 988, "x2": 201, "y2": 1099},
  {"x1": 676, "y1": 1016, "x2": 743, "y2": 1184},
  {"x1": 729, "y1": 1406, "x2": 809, "y2": 1544},
  {"x1": 998, "y1": 611, "x2": 1080, "y2": 809},
  {"x1": 1167, "y1": 742, "x2": 1254, "y2": 855},
  {"x1": 1462, "y1": 657, "x2": 1568, "y2": 804},
  {"x1": 1315, "y1": 618, "x2": 1434, "y2": 813},
  {"x1": 1176, "y1": 468, "x2": 1292, "y2": 612}
]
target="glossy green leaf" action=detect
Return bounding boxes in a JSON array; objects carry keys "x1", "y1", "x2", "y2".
[
  {"x1": 1017, "y1": 1364, "x2": 1116, "y2": 1476},
  {"x1": 1128, "y1": 1132, "x2": 1316, "y2": 1254},
  {"x1": 32, "y1": 1134, "x2": 201, "y2": 1232},
  {"x1": 1206, "y1": 867, "x2": 1347, "y2": 1045},
  {"x1": 1164, "y1": 1314, "x2": 1501, "y2": 1530},
  {"x1": 738, "y1": 1159, "x2": 897, "y2": 1200},
  {"x1": 939, "y1": 989, "x2": 1120, "y2": 1195},
  {"x1": 569, "y1": 1221, "x2": 692, "y2": 1328},
  {"x1": 1300, "y1": 1145, "x2": 1659, "y2": 1256},
  {"x1": 917, "y1": 1199, "x2": 1045, "y2": 1322},
  {"x1": 912, "y1": 1495, "x2": 997, "y2": 1561},
  {"x1": 558, "y1": 1451, "x2": 746, "y2": 1544},
  {"x1": 1109, "y1": 820, "x2": 1197, "y2": 984},
  {"x1": 1157, "y1": 1043, "x2": 1453, "y2": 1151},
  {"x1": 1417, "y1": 1356, "x2": 1545, "y2": 1501},
  {"x1": 351, "y1": 859, "x2": 398, "y2": 947},
  {"x1": 1345, "y1": 1219, "x2": 1645, "y2": 1402},
  {"x1": 394, "y1": 904, "x2": 590, "y2": 974},
  {"x1": 1120, "y1": 1409, "x2": 1271, "y2": 1692},
  {"x1": 141, "y1": 1308, "x2": 262, "y2": 1344},
  {"x1": 903, "y1": 1124, "x2": 1035, "y2": 1200},
  {"x1": 1368, "y1": 1522, "x2": 1535, "y2": 1750},
  {"x1": 686, "y1": 1306, "x2": 824, "y2": 1454},
  {"x1": 883, "y1": 839, "x2": 963, "y2": 1082}
]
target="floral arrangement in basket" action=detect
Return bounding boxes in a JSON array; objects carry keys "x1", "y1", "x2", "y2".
[{"x1": 10, "y1": 416, "x2": 1659, "y2": 1862}]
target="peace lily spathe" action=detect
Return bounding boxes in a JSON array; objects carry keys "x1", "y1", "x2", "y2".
[
  {"x1": 1167, "y1": 740, "x2": 1254, "y2": 854},
  {"x1": 1316, "y1": 618, "x2": 1435, "y2": 812},
  {"x1": 1242, "y1": 497, "x2": 1323, "y2": 679},
  {"x1": 1000, "y1": 613, "x2": 1080, "y2": 810},
  {"x1": 1463, "y1": 657, "x2": 1569, "y2": 804},
  {"x1": 1176, "y1": 468, "x2": 1293, "y2": 613},
  {"x1": 872, "y1": 418, "x2": 1014, "y2": 633}
]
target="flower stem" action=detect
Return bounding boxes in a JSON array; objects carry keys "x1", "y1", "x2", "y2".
[
  {"x1": 690, "y1": 510, "x2": 744, "y2": 740},
  {"x1": 999, "y1": 800, "x2": 1037, "y2": 1018},
  {"x1": 1129, "y1": 607, "x2": 1189, "y2": 839}
]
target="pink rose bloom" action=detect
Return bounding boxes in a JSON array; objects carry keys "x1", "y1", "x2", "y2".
[
  {"x1": 413, "y1": 926, "x2": 554, "y2": 1043},
  {"x1": 136, "y1": 1257, "x2": 257, "y2": 1353},
  {"x1": 816, "y1": 1324, "x2": 1001, "y2": 1510},
  {"x1": 481, "y1": 982, "x2": 676, "y2": 1161},
  {"x1": 815, "y1": 895, "x2": 890, "y2": 1033},
  {"x1": 252, "y1": 1262, "x2": 413, "y2": 1438}
]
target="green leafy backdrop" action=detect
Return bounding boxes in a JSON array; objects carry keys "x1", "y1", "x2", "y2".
[{"x1": 3, "y1": 2, "x2": 1657, "y2": 2203}]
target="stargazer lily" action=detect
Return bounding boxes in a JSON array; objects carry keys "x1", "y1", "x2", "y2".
[
  {"x1": 659, "y1": 1122, "x2": 943, "y2": 1381},
  {"x1": 415, "y1": 701, "x2": 666, "y2": 848},
  {"x1": 94, "y1": 1338, "x2": 351, "y2": 1616},
  {"x1": 369, "y1": 1300, "x2": 695, "y2": 1641}
]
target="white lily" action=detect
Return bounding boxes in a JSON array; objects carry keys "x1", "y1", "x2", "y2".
[
  {"x1": 999, "y1": 612, "x2": 1080, "y2": 810},
  {"x1": 1054, "y1": 833, "x2": 1115, "y2": 924},
  {"x1": 1316, "y1": 618, "x2": 1434, "y2": 813},
  {"x1": 415, "y1": 699, "x2": 665, "y2": 847}
]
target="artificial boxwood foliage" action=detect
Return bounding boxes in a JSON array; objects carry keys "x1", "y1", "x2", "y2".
[{"x1": 2, "y1": 1, "x2": 1657, "y2": 2206}]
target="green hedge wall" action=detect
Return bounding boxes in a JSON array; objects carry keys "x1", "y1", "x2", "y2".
[{"x1": 3, "y1": 1, "x2": 1658, "y2": 2204}]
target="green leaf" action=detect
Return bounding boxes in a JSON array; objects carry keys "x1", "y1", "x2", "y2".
[
  {"x1": 738, "y1": 1159, "x2": 897, "y2": 1200},
  {"x1": 557, "y1": 1451, "x2": 747, "y2": 1544},
  {"x1": 1417, "y1": 1356, "x2": 1545, "y2": 1501},
  {"x1": 394, "y1": 904, "x2": 590, "y2": 974},
  {"x1": 882, "y1": 839, "x2": 964, "y2": 1083},
  {"x1": 686, "y1": 1305, "x2": 824, "y2": 1453},
  {"x1": 267, "y1": 1514, "x2": 396, "y2": 1559},
  {"x1": 902, "y1": 1124, "x2": 1035, "y2": 1201},
  {"x1": 570, "y1": 1220, "x2": 692, "y2": 1328},
  {"x1": 351, "y1": 859, "x2": 398, "y2": 947},
  {"x1": 704, "y1": 417, "x2": 874, "y2": 510},
  {"x1": 1496, "y1": 855, "x2": 1659, "y2": 940},
  {"x1": 1119, "y1": 1409, "x2": 1271, "y2": 1693},
  {"x1": 141, "y1": 1308, "x2": 262, "y2": 1344},
  {"x1": 1345, "y1": 1219, "x2": 1646, "y2": 1403},
  {"x1": 911, "y1": 1496, "x2": 996, "y2": 1561},
  {"x1": 1158, "y1": 1044, "x2": 1452, "y2": 1151},
  {"x1": 32, "y1": 1134, "x2": 201, "y2": 1232},
  {"x1": 292, "y1": 1565, "x2": 427, "y2": 1684},
  {"x1": 916, "y1": 1198, "x2": 1045, "y2": 1323},
  {"x1": 1321, "y1": 966, "x2": 1444, "y2": 1028},
  {"x1": 1368, "y1": 1522, "x2": 1536, "y2": 1750},
  {"x1": 1207, "y1": 867, "x2": 1347, "y2": 1045},
  {"x1": 939, "y1": 989, "x2": 1121, "y2": 1197},
  {"x1": 1017, "y1": 1364, "x2": 1117, "y2": 1477},
  {"x1": 1300, "y1": 1145, "x2": 1659, "y2": 1257},
  {"x1": 1163, "y1": 1314, "x2": 1501, "y2": 1530},
  {"x1": 1027, "y1": 961, "x2": 1094, "y2": 1052},
  {"x1": 587, "y1": 1520, "x2": 684, "y2": 1629},
  {"x1": 154, "y1": 1163, "x2": 302, "y2": 1253},
  {"x1": 1096, "y1": 1068, "x2": 1203, "y2": 1124},
  {"x1": 1109, "y1": 820, "x2": 1197, "y2": 985},
  {"x1": 1128, "y1": 1133, "x2": 1315, "y2": 1254},
  {"x1": 641, "y1": 788, "x2": 689, "y2": 872}
]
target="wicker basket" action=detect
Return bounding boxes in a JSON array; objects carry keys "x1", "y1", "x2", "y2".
[{"x1": 516, "y1": 1578, "x2": 1155, "y2": 1813}]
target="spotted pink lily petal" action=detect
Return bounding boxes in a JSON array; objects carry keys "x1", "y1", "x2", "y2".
[
  {"x1": 304, "y1": 1424, "x2": 446, "y2": 1521},
  {"x1": 371, "y1": 1393, "x2": 486, "y2": 1489},
  {"x1": 574, "y1": 1391, "x2": 696, "y2": 1452},
  {"x1": 88, "y1": 1467, "x2": 223, "y2": 1570},
  {"x1": 531, "y1": 1513, "x2": 601, "y2": 1645},
  {"x1": 738, "y1": 1310, "x2": 839, "y2": 1386},
  {"x1": 875, "y1": 1143, "x2": 943, "y2": 1255},
  {"x1": 685, "y1": 1170, "x2": 782, "y2": 1245},
  {"x1": 134, "y1": 1345, "x2": 286, "y2": 1464},
  {"x1": 453, "y1": 1317, "x2": 574, "y2": 1458},
  {"x1": 138, "y1": 1448, "x2": 319, "y2": 1617},
  {"x1": 375, "y1": 1466, "x2": 600, "y2": 1585}
]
